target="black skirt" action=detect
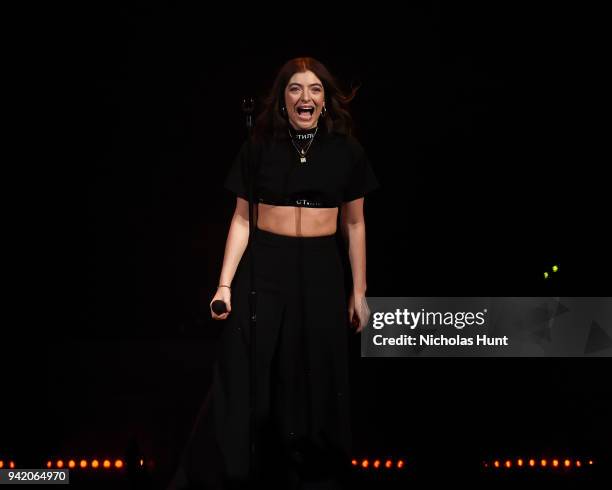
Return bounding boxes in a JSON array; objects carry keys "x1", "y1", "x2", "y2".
[{"x1": 212, "y1": 227, "x2": 352, "y2": 488}]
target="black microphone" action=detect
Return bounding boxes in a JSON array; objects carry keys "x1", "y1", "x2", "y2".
[{"x1": 211, "y1": 300, "x2": 228, "y2": 315}]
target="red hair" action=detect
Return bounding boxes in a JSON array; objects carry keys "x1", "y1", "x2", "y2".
[{"x1": 252, "y1": 57, "x2": 359, "y2": 142}]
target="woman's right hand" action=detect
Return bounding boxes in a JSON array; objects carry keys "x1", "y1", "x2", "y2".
[{"x1": 210, "y1": 287, "x2": 232, "y2": 320}]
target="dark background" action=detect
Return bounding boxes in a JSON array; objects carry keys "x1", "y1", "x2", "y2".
[{"x1": 3, "y1": 3, "x2": 610, "y2": 488}]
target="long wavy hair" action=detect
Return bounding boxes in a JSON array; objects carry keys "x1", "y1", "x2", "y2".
[{"x1": 252, "y1": 57, "x2": 359, "y2": 143}]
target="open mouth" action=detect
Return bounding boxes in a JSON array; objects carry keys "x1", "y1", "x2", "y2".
[{"x1": 296, "y1": 106, "x2": 315, "y2": 120}]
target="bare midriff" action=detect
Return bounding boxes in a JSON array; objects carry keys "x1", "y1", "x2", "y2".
[{"x1": 256, "y1": 203, "x2": 338, "y2": 237}]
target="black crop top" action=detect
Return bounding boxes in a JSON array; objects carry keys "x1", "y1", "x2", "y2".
[{"x1": 224, "y1": 129, "x2": 380, "y2": 208}]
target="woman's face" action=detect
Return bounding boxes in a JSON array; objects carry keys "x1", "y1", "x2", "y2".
[{"x1": 284, "y1": 70, "x2": 325, "y2": 130}]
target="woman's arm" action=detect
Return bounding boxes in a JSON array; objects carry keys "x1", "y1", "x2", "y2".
[
  {"x1": 210, "y1": 197, "x2": 251, "y2": 319},
  {"x1": 219, "y1": 197, "x2": 251, "y2": 286},
  {"x1": 340, "y1": 198, "x2": 371, "y2": 332},
  {"x1": 340, "y1": 197, "x2": 367, "y2": 293}
]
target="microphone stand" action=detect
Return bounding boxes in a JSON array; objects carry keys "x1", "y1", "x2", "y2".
[{"x1": 242, "y1": 96, "x2": 258, "y2": 485}]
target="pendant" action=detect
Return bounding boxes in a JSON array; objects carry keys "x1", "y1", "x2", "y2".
[{"x1": 300, "y1": 156, "x2": 307, "y2": 163}]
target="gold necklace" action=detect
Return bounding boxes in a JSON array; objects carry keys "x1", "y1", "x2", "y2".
[{"x1": 288, "y1": 126, "x2": 318, "y2": 163}]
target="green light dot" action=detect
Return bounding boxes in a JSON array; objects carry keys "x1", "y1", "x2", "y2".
[
  {"x1": 552, "y1": 265, "x2": 559, "y2": 273},
  {"x1": 544, "y1": 272, "x2": 549, "y2": 279}
]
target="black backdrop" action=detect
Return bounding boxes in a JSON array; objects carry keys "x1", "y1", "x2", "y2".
[{"x1": 4, "y1": 3, "x2": 609, "y2": 487}]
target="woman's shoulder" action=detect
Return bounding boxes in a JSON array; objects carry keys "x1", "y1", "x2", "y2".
[
  {"x1": 235, "y1": 136, "x2": 275, "y2": 155},
  {"x1": 324, "y1": 129, "x2": 363, "y2": 148},
  {"x1": 326, "y1": 131, "x2": 367, "y2": 161}
]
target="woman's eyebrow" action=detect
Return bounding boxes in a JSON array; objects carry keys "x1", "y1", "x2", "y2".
[{"x1": 288, "y1": 83, "x2": 323, "y2": 87}]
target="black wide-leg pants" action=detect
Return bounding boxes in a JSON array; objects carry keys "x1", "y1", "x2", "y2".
[{"x1": 213, "y1": 227, "x2": 352, "y2": 489}]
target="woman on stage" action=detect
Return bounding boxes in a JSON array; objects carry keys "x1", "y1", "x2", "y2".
[{"x1": 209, "y1": 56, "x2": 379, "y2": 489}]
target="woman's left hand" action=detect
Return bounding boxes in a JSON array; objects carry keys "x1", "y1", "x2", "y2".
[{"x1": 348, "y1": 291, "x2": 370, "y2": 333}]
